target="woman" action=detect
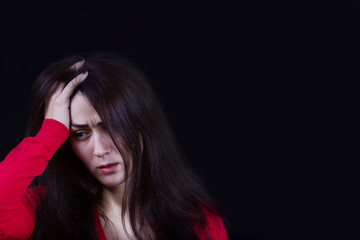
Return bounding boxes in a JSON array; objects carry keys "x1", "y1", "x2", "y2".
[{"x1": 0, "y1": 52, "x2": 228, "y2": 239}]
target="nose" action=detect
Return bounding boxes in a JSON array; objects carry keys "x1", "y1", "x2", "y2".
[{"x1": 93, "y1": 133, "x2": 110, "y2": 157}]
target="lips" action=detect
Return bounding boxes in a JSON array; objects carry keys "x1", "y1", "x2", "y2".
[{"x1": 97, "y1": 163, "x2": 119, "y2": 173}]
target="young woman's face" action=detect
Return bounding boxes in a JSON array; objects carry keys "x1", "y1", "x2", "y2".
[{"x1": 69, "y1": 93, "x2": 127, "y2": 188}]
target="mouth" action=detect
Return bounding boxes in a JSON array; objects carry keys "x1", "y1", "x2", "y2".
[{"x1": 97, "y1": 163, "x2": 119, "y2": 174}]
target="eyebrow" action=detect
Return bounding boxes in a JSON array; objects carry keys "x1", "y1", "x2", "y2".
[{"x1": 71, "y1": 122, "x2": 103, "y2": 128}]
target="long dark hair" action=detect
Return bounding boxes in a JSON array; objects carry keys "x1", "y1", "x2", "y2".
[{"x1": 26, "y1": 52, "x2": 223, "y2": 239}]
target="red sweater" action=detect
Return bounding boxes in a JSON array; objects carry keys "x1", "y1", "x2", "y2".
[{"x1": 0, "y1": 119, "x2": 228, "y2": 240}]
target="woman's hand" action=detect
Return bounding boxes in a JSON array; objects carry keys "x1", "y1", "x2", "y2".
[{"x1": 44, "y1": 62, "x2": 88, "y2": 129}]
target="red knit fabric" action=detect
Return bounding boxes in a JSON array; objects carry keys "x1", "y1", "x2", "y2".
[
  {"x1": 0, "y1": 119, "x2": 69, "y2": 239},
  {"x1": 0, "y1": 119, "x2": 228, "y2": 240}
]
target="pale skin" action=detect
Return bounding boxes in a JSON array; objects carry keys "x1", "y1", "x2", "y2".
[{"x1": 44, "y1": 61, "x2": 134, "y2": 240}]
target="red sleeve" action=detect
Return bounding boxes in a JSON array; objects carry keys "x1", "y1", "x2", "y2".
[
  {"x1": 194, "y1": 206, "x2": 229, "y2": 240},
  {"x1": 0, "y1": 119, "x2": 69, "y2": 240},
  {"x1": 205, "y1": 214, "x2": 229, "y2": 240}
]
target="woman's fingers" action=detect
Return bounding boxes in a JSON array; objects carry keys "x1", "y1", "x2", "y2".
[
  {"x1": 44, "y1": 71, "x2": 88, "y2": 129},
  {"x1": 60, "y1": 71, "x2": 88, "y2": 100},
  {"x1": 69, "y1": 60, "x2": 85, "y2": 70},
  {"x1": 51, "y1": 82, "x2": 65, "y2": 99}
]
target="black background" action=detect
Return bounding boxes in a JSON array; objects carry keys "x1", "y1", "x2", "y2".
[{"x1": 0, "y1": 1, "x2": 359, "y2": 239}]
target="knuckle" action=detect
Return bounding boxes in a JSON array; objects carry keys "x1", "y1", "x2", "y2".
[
  {"x1": 68, "y1": 81, "x2": 76, "y2": 89},
  {"x1": 54, "y1": 98, "x2": 63, "y2": 105},
  {"x1": 72, "y1": 77, "x2": 82, "y2": 86}
]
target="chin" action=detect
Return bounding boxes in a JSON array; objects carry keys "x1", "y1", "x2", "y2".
[{"x1": 98, "y1": 176, "x2": 126, "y2": 188}]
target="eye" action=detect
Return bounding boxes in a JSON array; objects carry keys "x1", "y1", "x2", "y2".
[{"x1": 72, "y1": 130, "x2": 90, "y2": 140}]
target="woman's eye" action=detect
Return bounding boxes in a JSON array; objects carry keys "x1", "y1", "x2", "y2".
[{"x1": 73, "y1": 131, "x2": 89, "y2": 139}]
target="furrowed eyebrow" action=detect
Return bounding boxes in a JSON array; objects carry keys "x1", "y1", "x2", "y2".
[
  {"x1": 71, "y1": 122, "x2": 103, "y2": 128},
  {"x1": 71, "y1": 123, "x2": 89, "y2": 128}
]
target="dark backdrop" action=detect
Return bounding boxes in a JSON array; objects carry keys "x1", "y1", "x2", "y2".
[{"x1": 0, "y1": 1, "x2": 359, "y2": 239}]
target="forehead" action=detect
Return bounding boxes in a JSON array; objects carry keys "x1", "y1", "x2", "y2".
[{"x1": 70, "y1": 93, "x2": 101, "y2": 126}]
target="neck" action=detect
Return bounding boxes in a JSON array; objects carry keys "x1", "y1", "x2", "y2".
[
  {"x1": 100, "y1": 183, "x2": 125, "y2": 214},
  {"x1": 98, "y1": 184, "x2": 136, "y2": 239}
]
